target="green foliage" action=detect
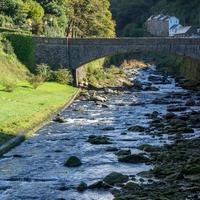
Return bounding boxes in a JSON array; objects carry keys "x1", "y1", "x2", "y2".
[
  {"x1": 67, "y1": 0, "x2": 115, "y2": 37},
  {"x1": 29, "y1": 75, "x2": 44, "y2": 89},
  {"x1": 85, "y1": 59, "x2": 126, "y2": 88},
  {"x1": 0, "y1": 37, "x2": 29, "y2": 83},
  {"x1": 0, "y1": 0, "x2": 115, "y2": 37},
  {"x1": 0, "y1": 14, "x2": 14, "y2": 28},
  {"x1": 4, "y1": 33, "x2": 36, "y2": 72},
  {"x1": 36, "y1": 64, "x2": 51, "y2": 81},
  {"x1": 52, "y1": 68, "x2": 72, "y2": 85},
  {"x1": 1, "y1": 38, "x2": 14, "y2": 55},
  {"x1": 1, "y1": 79, "x2": 17, "y2": 92}
]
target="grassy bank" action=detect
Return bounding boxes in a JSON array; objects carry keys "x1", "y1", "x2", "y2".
[
  {"x1": 0, "y1": 32, "x2": 78, "y2": 147},
  {"x1": 0, "y1": 43, "x2": 29, "y2": 83},
  {"x1": 0, "y1": 82, "x2": 77, "y2": 145},
  {"x1": 81, "y1": 58, "x2": 131, "y2": 88}
]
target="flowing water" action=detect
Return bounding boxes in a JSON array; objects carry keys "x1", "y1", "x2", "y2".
[{"x1": 0, "y1": 65, "x2": 199, "y2": 200}]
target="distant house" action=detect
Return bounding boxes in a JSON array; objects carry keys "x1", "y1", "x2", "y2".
[
  {"x1": 146, "y1": 14, "x2": 200, "y2": 37},
  {"x1": 146, "y1": 14, "x2": 180, "y2": 36}
]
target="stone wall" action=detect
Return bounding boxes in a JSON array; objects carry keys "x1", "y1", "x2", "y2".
[{"x1": 33, "y1": 36, "x2": 200, "y2": 85}]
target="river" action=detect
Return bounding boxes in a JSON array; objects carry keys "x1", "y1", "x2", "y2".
[{"x1": 0, "y1": 65, "x2": 199, "y2": 200}]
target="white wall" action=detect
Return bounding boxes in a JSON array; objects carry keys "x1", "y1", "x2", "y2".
[{"x1": 169, "y1": 16, "x2": 180, "y2": 29}]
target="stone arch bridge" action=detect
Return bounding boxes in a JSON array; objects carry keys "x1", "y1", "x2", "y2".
[{"x1": 34, "y1": 37, "x2": 200, "y2": 85}]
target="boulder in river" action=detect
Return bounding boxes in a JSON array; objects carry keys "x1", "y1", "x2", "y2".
[
  {"x1": 185, "y1": 99, "x2": 196, "y2": 106},
  {"x1": 115, "y1": 149, "x2": 131, "y2": 156},
  {"x1": 77, "y1": 182, "x2": 87, "y2": 192},
  {"x1": 90, "y1": 92, "x2": 107, "y2": 102},
  {"x1": 64, "y1": 156, "x2": 82, "y2": 167},
  {"x1": 122, "y1": 181, "x2": 141, "y2": 191},
  {"x1": 103, "y1": 172, "x2": 129, "y2": 185},
  {"x1": 88, "y1": 181, "x2": 111, "y2": 189},
  {"x1": 88, "y1": 135, "x2": 111, "y2": 145},
  {"x1": 101, "y1": 126, "x2": 115, "y2": 131},
  {"x1": 53, "y1": 116, "x2": 67, "y2": 123},
  {"x1": 164, "y1": 112, "x2": 176, "y2": 119},
  {"x1": 138, "y1": 144, "x2": 159, "y2": 152},
  {"x1": 118, "y1": 153, "x2": 149, "y2": 163}
]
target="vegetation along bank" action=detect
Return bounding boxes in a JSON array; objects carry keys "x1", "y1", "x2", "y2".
[{"x1": 0, "y1": 31, "x2": 78, "y2": 152}]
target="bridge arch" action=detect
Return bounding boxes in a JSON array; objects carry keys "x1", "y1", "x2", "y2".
[{"x1": 34, "y1": 37, "x2": 200, "y2": 85}]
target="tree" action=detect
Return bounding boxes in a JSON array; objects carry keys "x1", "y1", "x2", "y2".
[{"x1": 66, "y1": 0, "x2": 115, "y2": 38}]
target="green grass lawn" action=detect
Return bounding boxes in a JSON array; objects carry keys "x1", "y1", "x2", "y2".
[{"x1": 0, "y1": 82, "x2": 78, "y2": 145}]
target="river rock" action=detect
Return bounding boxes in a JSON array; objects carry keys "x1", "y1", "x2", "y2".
[
  {"x1": 53, "y1": 116, "x2": 67, "y2": 123},
  {"x1": 88, "y1": 181, "x2": 111, "y2": 189},
  {"x1": 115, "y1": 149, "x2": 131, "y2": 156},
  {"x1": 104, "y1": 88, "x2": 119, "y2": 95},
  {"x1": 103, "y1": 172, "x2": 129, "y2": 185},
  {"x1": 146, "y1": 111, "x2": 159, "y2": 119},
  {"x1": 91, "y1": 94, "x2": 107, "y2": 102},
  {"x1": 118, "y1": 153, "x2": 149, "y2": 163},
  {"x1": 73, "y1": 107, "x2": 85, "y2": 112},
  {"x1": 185, "y1": 99, "x2": 196, "y2": 106},
  {"x1": 132, "y1": 79, "x2": 143, "y2": 89},
  {"x1": 152, "y1": 98, "x2": 170, "y2": 105},
  {"x1": 64, "y1": 156, "x2": 82, "y2": 167},
  {"x1": 164, "y1": 112, "x2": 176, "y2": 119},
  {"x1": 101, "y1": 126, "x2": 115, "y2": 131},
  {"x1": 180, "y1": 79, "x2": 200, "y2": 89},
  {"x1": 88, "y1": 135, "x2": 111, "y2": 144},
  {"x1": 77, "y1": 182, "x2": 87, "y2": 192},
  {"x1": 169, "y1": 119, "x2": 187, "y2": 127},
  {"x1": 122, "y1": 181, "x2": 140, "y2": 191},
  {"x1": 128, "y1": 125, "x2": 146, "y2": 132},
  {"x1": 138, "y1": 144, "x2": 159, "y2": 152}
]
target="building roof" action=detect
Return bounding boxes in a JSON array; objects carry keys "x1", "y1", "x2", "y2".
[
  {"x1": 170, "y1": 24, "x2": 182, "y2": 30},
  {"x1": 175, "y1": 26, "x2": 191, "y2": 34},
  {"x1": 147, "y1": 14, "x2": 178, "y2": 22}
]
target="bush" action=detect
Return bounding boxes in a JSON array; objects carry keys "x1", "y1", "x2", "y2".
[
  {"x1": 29, "y1": 75, "x2": 44, "y2": 89},
  {"x1": 1, "y1": 79, "x2": 17, "y2": 92},
  {"x1": 2, "y1": 38, "x2": 14, "y2": 54},
  {"x1": 4, "y1": 33, "x2": 36, "y2": 72},
  {"x1": 0, "y1": 15, "x2": 14, "y2": 28},
  {"x1": 36, "y1": 64, "x2": 51, "y2": 81},
  {"x1": 52, "y1": 68, "x2": 72, "y2": 85}
]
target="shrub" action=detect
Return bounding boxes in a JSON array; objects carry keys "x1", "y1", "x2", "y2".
[
  {"x1": 2, "y1": 38, "x2": 14, "y2": 54},
  {"x1": 1, "y1": 80, "x2": 17, "y2": 92},
  {"x1": 4, "y1": 33, "x2": 36, "y2": 72},
  {"x1": 29, "y1": 75, "x2": 44, "y2": 89},
  {"x1": 52, "y1": 68, "x2": 72, "y2": 85},
  {"x1": 36, "y1": 64, "x2": 51, "y2": 81},
  {"x1": 0, "y1": 15, "x2": 14, "y2": 28}
]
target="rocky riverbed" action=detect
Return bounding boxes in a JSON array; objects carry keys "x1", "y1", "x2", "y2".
[{"x1": 0, "y1": 65, "x2": 200, "y2": 200}]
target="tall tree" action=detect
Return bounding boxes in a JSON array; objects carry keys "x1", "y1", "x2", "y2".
[{"x1": 66, "y1": 0, "x2": 115, "y2": 38}]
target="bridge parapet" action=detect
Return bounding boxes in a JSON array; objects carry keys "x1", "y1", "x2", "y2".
[{"x1": 33, "y1": 36, "x2": 200, "y2": 85}]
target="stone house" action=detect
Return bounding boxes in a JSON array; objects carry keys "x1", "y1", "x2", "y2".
[{"x1": 146, "y1": 14, "x2": 180, "y2": 36}]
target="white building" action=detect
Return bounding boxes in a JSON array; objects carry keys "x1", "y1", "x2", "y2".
[{"x1": 146, "y1": 14, "x2": 180, "y2": 36}]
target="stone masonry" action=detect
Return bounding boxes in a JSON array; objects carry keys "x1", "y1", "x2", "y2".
[{"x1": 33, "y1": 37, "x2": 200, "y2": 85}]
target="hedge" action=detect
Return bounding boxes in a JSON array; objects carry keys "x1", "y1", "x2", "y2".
[{"x1": 2, "y1": 32, "x2": 36, "y2": 72}]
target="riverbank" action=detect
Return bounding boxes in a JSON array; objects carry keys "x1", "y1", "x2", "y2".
[
  {"x1": 83, "y1": 67, "x2": 200, "y2": 200},
  {"x1": 1, "y1": 64, "x2": 199, "y2": 200},
  {"x1": 0, "y1": 82, "x2": 79, "y2": 153}
]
